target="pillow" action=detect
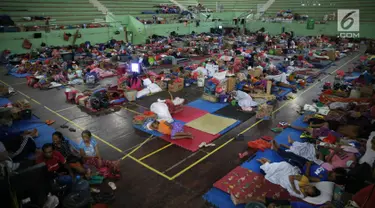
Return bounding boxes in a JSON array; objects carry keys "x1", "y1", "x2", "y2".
[
  {"x1": 143, "y1": 78, "x2": 152, "y2": 87},
  {"x1": 136, "y1": 88, "x2": 151, "y2": 98},
  {"x1": 303, "y1": 181, "x2": 334, "y2": 205},
  {"x1": 147, "y1": 83, "x2": 162, "y2": 94}
]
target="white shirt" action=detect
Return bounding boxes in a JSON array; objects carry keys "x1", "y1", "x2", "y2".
[
  {"x1": 359, "y1": 132, "x2": 375, "y2": 167},
  {"x1": 0, "y1": 141, "x2": 5, "y2": 153}
]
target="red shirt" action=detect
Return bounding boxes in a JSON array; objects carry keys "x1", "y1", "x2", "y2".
[
  {"x1": 353, "y1": 184, "x2": 375, "y2": 208},
  {"x1": 36, "y1": 151, "x2": 66, "y2": 172}
]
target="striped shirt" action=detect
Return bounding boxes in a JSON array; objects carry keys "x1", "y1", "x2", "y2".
[
  {"x1": 53, "y1": 140, "x2": 72, "y2": 158},
  {"x1": 10, "y1": 135, "x2": 32, "y2": 158}
]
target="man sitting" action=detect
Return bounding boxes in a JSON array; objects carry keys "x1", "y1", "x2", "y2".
[{"x1": 36, "y1": 143, "x2": 75, "y2": 182}]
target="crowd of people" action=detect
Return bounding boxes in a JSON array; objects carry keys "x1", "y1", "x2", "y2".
[
  {"x1": 1, "y1": 23, "x2": 374, "y2": 207},
  {"x1": 1, "y1": 129, "x2": 120, "y2": 182}
]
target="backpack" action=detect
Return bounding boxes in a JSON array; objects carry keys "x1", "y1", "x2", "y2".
[
  {"x1": 85, "y1": 41, "x2": 91, "y2": 49},
  {"x1": 89, "y1": 97, "x2": 101, "y2": 110},
  {"x1": 22, "y1": 39, "x2": 32, "y2": 49},
  {"x1": 62, "y1": 180, "x2": 91, "y2": 208},
  {"x1": 93, "y1": 192, "x2": 115, "y2": 205},
  {"x1": 86, "y1": 74, "x2": 96, "y2": 84}
]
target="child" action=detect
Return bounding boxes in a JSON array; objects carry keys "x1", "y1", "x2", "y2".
[
  {"x1": 147, "y1": 120, "x2": 193, "y2": 139},
  {"x1": 79, "y1": 130, "x2": 119, "y2": 176}
]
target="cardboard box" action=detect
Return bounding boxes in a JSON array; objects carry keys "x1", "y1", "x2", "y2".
[
  {"x1": 275, "y1": 48, "x2": 283, "y2": 55},
  {"x1": 360, "y1": 86, "x2": 373, "y2": 97},
  {"x1": 168, "y1": 80, "x2": 184, "y2": 92},
  {"x1": 227, "y1": 77, "x2": 236, "y2": 92},
  {"x1": 202, "y1": 93, "x2": 218, "y2": 102},
  {"x1": 248, "y1": 67, "x2": 262, "y2": 78},
  {"x1": 155, "y1": 80, "x2": 167, "y2": 90},
  {"x1": 327, "y1": 50, "x2": 336, "y2": 61}
]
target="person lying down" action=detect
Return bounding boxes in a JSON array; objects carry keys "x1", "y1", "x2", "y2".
[
  {"x1": 258, "y1": 158, "x2": 321, "y2": 199},
  {"x1": 146, "y1": 119, "x2": 193, "y2": 140}
]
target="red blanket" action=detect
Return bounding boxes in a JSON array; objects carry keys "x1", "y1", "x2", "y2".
[{"x1": 213, "y1": 166, "x2": 294, "y2": 205}]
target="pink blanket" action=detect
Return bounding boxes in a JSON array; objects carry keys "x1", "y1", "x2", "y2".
[{"x1": 91, "y1": 68, "x2": 115, "y2": 78}]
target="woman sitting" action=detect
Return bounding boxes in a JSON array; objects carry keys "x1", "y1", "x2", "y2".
[
  {"x1": 52, "y1": 131, "x2": 87, "y2": 176},
  {"x1": 147, "y1": 119, "x2": 193, "y2": 140},
  {"x1": 79, "y1": 130, "x2": 120, "y2": 176},
  {"x1": 258, "y1": 158, "x2": 321, "y2": 198}
]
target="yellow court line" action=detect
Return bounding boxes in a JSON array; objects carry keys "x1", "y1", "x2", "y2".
[
  {"x1": 0, "y1": 53, "x2": 361, "y2": 181},
  {"x1": 43, "y1": 106, "x2": 124, "y2": 153},
  {"x1": 121, "y1": 135, "x2": 153, "y2": 160},
  {"x1": 129, "y1": 155, "x2": 173, "y2": 180},
  {"x1": 55, "y1": 105, "x2": 77, "y2": 113},
  {"x1": 17, "y1": 91, "x2": 31, "y2": 99},
  {"x1": 31, "y1": 99, "x2": 41, "y2": 105},
  {"x1": 169, "y1": 53, "x2": 361, "y2": 180},
  {"x1": 169, "y1": 119, "x2": 263, "y2": 180},
  {"x1": 0, "y1": 80, "x2": 10, "y2": 86},
  {"x1": 131, "y1": 102, "x2": 149, "y2": 109},
  {"x1": 1, "y1": 79, "x2": 125, "y2": 154},
  {"x1": 122, "y1": 106, "x2": 142, "y2": 114},
  {"x1": 139, "y1": 143, "x2": 173, "y2": 161}
]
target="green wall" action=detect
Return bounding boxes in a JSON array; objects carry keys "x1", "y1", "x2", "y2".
[
  {"x1": 1, "y1": 12, "x2": 374, "y2": 54},
  {"x1": 124, "y1": 16, "x2": 220, "y2": 44},
  {"x1": 0, "y1": 27, "x2": 126, "y2": 54},
  {"x1": 245, "y1": 21, "x2": 375, "y2": 39}
]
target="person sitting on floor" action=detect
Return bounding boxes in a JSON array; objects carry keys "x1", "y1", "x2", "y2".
[
  {"x1": 79, "y1": 130, "x2": 120, "y2": 176},
  {"x1": 147, "y1": 119, "x2": 193, "y2": 140},
  {"x1": 258, "y1": 158, "x2": 321, "y2": 198},
  {"x1": 36, "y1": 143, "x2": 75, "y2": 182},
  {"x1": 52, "y1": 131, "x2": 87, "y2": 177},
  {"x1": 0, "y1": 129, "x2": 38, "y2": 163}
]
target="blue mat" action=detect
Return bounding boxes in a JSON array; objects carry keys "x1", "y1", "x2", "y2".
[
  {"x1": 272, "y1": 115, "x2": 306, "y2": 146},
  {"x1": 312, "y1": 60, "x2": 333, "y2": 70},
  {"x1": 34, "y1": 124, "x2": 58, "y2": 148},
  {"x1": 9, "y1": 72, "x2": 30, "y2": 78},
  {"x1": 133, "y1": 124, "x2": 163, "y2": 137},
  {"x1": 33, "y1": 124, "x2": 79, "y2": 149},
  {"x1": 204, "y1": 149, "x2": 285, "y2": 208},
  {"x1": 187, "y1": 99, "x2": 228, "y2": 113},
  {"x1": 133, "y1": 120, "x2": 186, "y2": 137},
  {"x1": 10, "y1": 116, "x2": 45, "y2": 132},
  {"x1": 273, "y1": 87, "x2": 292, "y2": 98},
  {"x1": 202, "y1": 115, "x2": 308, "y2": 208},
  {"x1": 29, "y1": 58, "x2": 48, "y2": 63},
  {"x1": 203, "y1": 188, "x2": 246, "y2": 208},
  {"x1": 291, "y1": 115, "x2": 308, "y2": 128},
  {"x1": 241, "y1": 149, "x2": 285, "y2": 173},
  {"x1": 344, "y1": 72, "x2": 361, "y2": 82},
  {"x1": 0, "y1": 98, "x2": 10, "y2": 106},
  {"x1": 218, "y1": 120, "x2": 241, "y2": 135}
]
